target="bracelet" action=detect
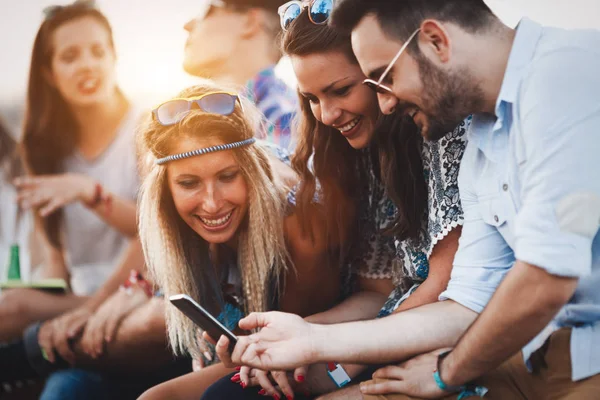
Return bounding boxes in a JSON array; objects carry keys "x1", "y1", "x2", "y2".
[
  {"x1": 326, "y1": 362, "x2": 351, "y2": 388},
  {"x1": 122, "y1": 270, "x2": 153, "y2": 298},
  {"x1": 83, "y1": 182, "x2": 113, "y2": 213},
  {"x1": 433, "y1": 351, "x2": 489, "y2": 400},
  {"x1": 433, "y1": 351, "x2": 465, "y2": 393},
  {"x1": 83, "y1": 182, "x2": 103, "y2": 208}
]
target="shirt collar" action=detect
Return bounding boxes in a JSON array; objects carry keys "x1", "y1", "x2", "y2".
[
  {"x1": 470, "y1": 18, "x2": 543, "y2": 159},
  {"x1": 494, "y1": 18, "x2": 544, "y2": 114}
]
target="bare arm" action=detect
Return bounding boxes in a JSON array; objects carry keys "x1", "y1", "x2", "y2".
[
  {"x1": 393, "y1": 227, "x2": 460, "y2": 313},
  {"x1": 278, "y1": 213, "x2": 341, "y2": 317},
  {"x1": 308, "y1": 300, "x2": 477, "y2": 365},
  {"x1": 442, "y1": 261, "x2": 577, "y2": 385},
  {"x1": 88, "y1": 189, "x2": 138, "y2": 238},
  {"x1": 81, "y1": 237, "x2": 145, "y2": 312},
  {"x1": 306, "y1": 277, "x2": 393, "y2": 325},
  {"x1": 15, "y1": 173, "x2": 138, "y2": 238},
  {"x1": 36, "y1": 226, "x2": 69, "y2": 282}
]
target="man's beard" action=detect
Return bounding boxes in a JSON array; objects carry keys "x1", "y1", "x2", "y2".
[{"x1": 415, "y1": 54, "x2": 485, "y2": 141}]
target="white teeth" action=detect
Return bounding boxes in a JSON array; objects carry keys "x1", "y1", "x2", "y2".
[
  {"x1": 338, "y1": 117, "x2": 360, "y2": 133},
  {"x1": 199, "y1": 210, "x2": 233, "y2": 227},
  {"x1": 80, "y1": 78, "x2": 99, "y2": 90}
]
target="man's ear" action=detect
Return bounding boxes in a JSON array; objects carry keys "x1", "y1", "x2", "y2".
[
  {"x1": 419, "y1": 19, "x2": 452, "y2": 64},
  {"x1": 239, "y1": 8, "x2": 264, "y2": 39}
]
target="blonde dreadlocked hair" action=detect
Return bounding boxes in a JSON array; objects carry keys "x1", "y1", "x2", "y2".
[{"x1": 138, "y1": 81, "x2": 290, "y2": 358}]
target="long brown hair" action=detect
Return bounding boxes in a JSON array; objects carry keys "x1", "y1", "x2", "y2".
[
  {"x1": 283, "y1": 11, "x2": 427, "y2": 255},
  {"x1": 283, "y1": 11, "x2": 362, "y2": 261},
  {"x1": 20, "y1": 3, "x2": 117, "y2": 248}
]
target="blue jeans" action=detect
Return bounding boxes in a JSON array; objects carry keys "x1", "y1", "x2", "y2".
[
  {"x1": 40, "y1": 369, "x2": 120, "y2": 400},
  {"x1": 40, "y1": 357, "x2": 193, "y2": 400}
]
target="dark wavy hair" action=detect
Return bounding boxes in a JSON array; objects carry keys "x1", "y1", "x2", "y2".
[
  {"x1": 332, "y1": 0, "x2": 496, "y2": 55},
  {"x1": 20, "y1": 3, "x2": 119, "y2": 248},
  {"x1": 283, "y1": 10, "x2": 427, "y2": 255}
]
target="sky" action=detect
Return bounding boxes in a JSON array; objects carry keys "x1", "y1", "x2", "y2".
[{"x1": 0, "y1": 0, "x2": 599, "y2": 111}]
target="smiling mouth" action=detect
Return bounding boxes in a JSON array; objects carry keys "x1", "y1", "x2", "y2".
[
  {"x1": 338, "y1": 117, "x2": 361, "y2": 133},
  {"x1": 196, "y1": 210, "x2": 234, "y2": 228},
  {"x1": 77, "y1": 77, "x2": 100, "y2": 94}
]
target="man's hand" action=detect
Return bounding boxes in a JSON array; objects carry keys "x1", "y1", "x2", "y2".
[
  {"x1": 38, "y1": 307, "x2": 93, "y2": 364},
  {"x1": 360, "y1": 349, "x2": 451, "y2": 398},
  {"x1": 15, "y1": 173, "x2": 97, "y2": 216},
  {"x1": 80, "y1": 287, "x2": 149, "y2": 358},
  {"x1": 218, "y1": 311, "x2": 317, "y2": 371}
]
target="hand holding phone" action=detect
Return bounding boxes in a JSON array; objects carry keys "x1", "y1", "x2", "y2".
[{"x1": 169, "y1": 294, "x2": 238, "y2": 352}]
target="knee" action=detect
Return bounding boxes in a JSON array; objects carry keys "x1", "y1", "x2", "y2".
[
  {"x1": 0, "y1": 289, "x2": 33, "y2": 320},
  {"x1": 133, "y1": 298, "x2": 166, "y2": 338},
  {"x1": 138, "y1": 383, "x2": 173, "y2": 400}
]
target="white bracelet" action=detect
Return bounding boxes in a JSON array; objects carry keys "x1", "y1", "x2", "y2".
[{"x1": 326, "y1": 363, "x2": 351, "y2": 388}]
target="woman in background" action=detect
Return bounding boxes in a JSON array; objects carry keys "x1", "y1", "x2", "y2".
[{"x1": 0, "y1": 1, "x2": 146, "y2": 395}]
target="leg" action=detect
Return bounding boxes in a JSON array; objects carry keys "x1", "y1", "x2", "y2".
[
  {"x1": 536, "y1": 329, "x2": 600, "y2": 400},
  {"x1": 0, "y1": 289, "x2": 86, "y2": 342},
  {"x1": 72, "y1": 298, "x2": 175, "y2": 374},
  {"x1": 40, "y1": 369, "x2": 111, "y2": 400}
]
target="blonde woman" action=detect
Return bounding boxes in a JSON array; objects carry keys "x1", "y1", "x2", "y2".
[{"x1": 137, "y1": 82, "x2": 339, "y2": 399}]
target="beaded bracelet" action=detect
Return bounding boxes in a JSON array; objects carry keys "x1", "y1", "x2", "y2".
[{"x1": 121, "y1": 270, "x2": 153, "y2": 298}]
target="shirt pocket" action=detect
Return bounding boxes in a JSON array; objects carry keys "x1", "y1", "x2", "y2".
[{"x1": 478, "y1": 194, "x2": 517, "y2": 246}]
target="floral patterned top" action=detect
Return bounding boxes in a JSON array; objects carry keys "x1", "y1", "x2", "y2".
[
  {"x1": 376, "y1": 118, "x2": 470, "y2": 316},
  {"x1": 287, "y1": 119, "x2": 468, "y2": 308}
]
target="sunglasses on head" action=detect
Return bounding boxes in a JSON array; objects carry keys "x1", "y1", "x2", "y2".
[
  {"x1": 278, "y1": 0, "x2": 335, "y2": 31},
  {"x1": 152, "y1": 92, "x2": 243, "y2": 126},
  {"x1": 363, "y1": 29, "x2": 421, "y2": 95}
]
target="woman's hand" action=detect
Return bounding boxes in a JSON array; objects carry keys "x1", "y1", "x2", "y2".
[
  {"x1": 236, "y1": 366, "x2": 308, "y2": 399},
  {"x1": 38, "y1": 306, "x2": 93, "y2": 365},
  {"x1": 79, "y1": 287, "x2": 149, "y2": 358},
  {"x1": 15, "y1": 173, "x2": 97, "y2": 216}
]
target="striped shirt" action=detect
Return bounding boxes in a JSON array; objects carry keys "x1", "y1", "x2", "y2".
[{"x1": 244, "y1": 65, "x2": 297, "y2": 149}]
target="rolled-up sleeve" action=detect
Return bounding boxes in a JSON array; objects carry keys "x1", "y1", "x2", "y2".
[
  {"x1": 439, "y1": 142, "x2": 516, "y2": 313},
  {"x1": 514, "y1": 51, "x2": 600, "y2": 278}
]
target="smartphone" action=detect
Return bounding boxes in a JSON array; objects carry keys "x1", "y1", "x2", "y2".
[{"x1": 169, "y1": 294, "x2": 238, "y2": 351}]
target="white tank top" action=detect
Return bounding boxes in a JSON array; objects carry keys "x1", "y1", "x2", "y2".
[{"x1": 61, "y1": 107, "x2": 141, "y2": 295}]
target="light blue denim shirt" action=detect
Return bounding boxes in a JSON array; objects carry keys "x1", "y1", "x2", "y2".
[{"x1": 439, "y1": 18, "x2": 600, "y2": 381}]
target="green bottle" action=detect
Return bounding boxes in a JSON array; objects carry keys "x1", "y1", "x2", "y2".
[{"x1": 6, "y1": 244, "x2": 21, "y2": 281}]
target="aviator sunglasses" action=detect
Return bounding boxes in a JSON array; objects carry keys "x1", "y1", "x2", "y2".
[
  {"x1": 278, "y1": 0, "x2": 335, "y2": 31},
  {"x1": 152, "y1": 92, "x2": 243, "y2": 126}
]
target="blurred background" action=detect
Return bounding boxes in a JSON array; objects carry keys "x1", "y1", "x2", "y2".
[{"x1": 1, "y1": 0, "x2": 599, "y2": 136}]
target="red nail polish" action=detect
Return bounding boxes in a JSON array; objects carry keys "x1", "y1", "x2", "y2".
[
  {"x1": 231, "y1": 374, "x2": 240, "y2": 382},
  {"x1": 296, "y1": 375, "x2": 305, "y2": 382},
  {"x1": 286, "y1": 396, "x2": 294, "y2": 400},
  {"x1": 273, "y1": 395, "x2": 281, "y2": 400},
  {"x1": 235, "y1": 366, "x2": 241, "y2": 371},
  {"x1": 258, "y1": 389, "x2": 266, "y2": 395},
  {"x1": 241, "y1": 382, "x2": 247, "y2": 389}
]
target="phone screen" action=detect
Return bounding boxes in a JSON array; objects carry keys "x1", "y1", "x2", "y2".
[{"x1": 169, "y1": 294, "x2": 238, "y2": 349}]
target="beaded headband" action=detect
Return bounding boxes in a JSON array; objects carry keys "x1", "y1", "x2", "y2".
[{"x1": 155, "y1": 138, "x2": 256, "y2": 165}]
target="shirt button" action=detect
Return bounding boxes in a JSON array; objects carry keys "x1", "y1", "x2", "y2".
[
  {"x1": 502, "y1": 183, "x2": 509, "y2": 191},
  {"x1": 494, "y1": 215, "x2": 499, "y2": 223}
]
